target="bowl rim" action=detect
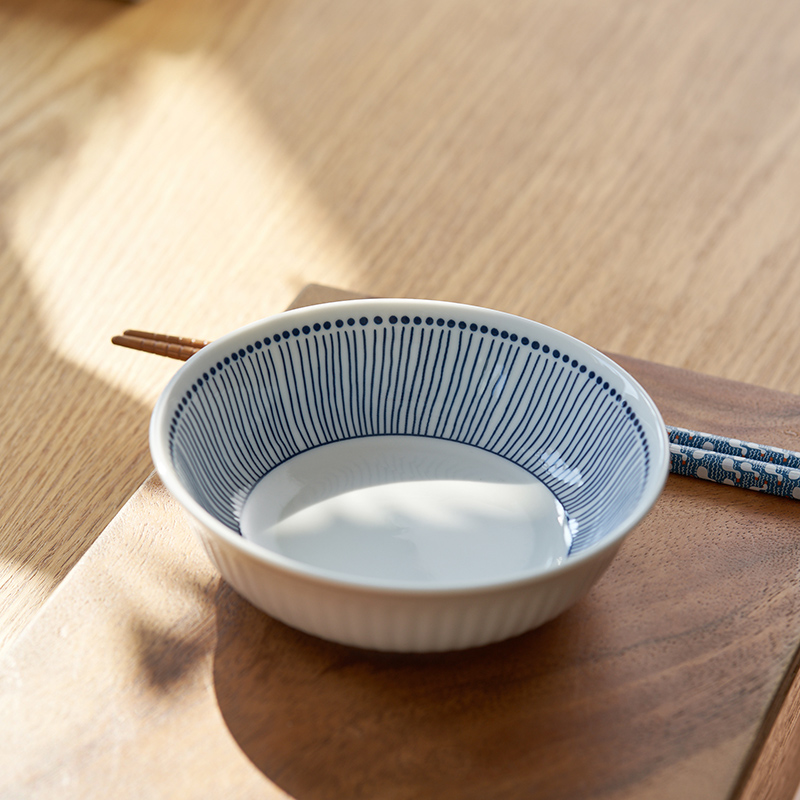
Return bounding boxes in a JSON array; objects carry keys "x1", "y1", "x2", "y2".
[{"x1": 150, "y1": 298, "x2": 670, "y2": 596}]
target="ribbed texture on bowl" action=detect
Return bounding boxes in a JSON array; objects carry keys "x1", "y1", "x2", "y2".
[{"x1": 193, "y1": 518, "x2": 617, "y2": 652}]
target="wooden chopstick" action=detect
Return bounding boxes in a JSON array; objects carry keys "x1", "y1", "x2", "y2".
[
  {"x1": 113, "y1": 329, "x2": 800, "y2": 499},
  {"x1": 111, "y1": 330, "x2": 210, "y2": 361},
  {"x1": 122, "y1": 329, "x2": 211, "y2": 350}
]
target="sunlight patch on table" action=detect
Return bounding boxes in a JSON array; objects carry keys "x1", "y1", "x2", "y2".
[{"x1": 6, "y1": 50, "x2": 359, "y2": 405}]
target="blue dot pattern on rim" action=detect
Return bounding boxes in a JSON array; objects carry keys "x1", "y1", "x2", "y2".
[{"x1": 167, "y1": 313, "x2": 652, "y2": 555}]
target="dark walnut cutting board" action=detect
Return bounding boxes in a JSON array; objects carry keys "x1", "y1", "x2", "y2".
[{"x1": 1, "y1": 285, "x2": 800, "y2": 800}]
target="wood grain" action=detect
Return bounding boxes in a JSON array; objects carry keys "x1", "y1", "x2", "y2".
[
  {"x1": 3, "y1": 0, "x2": 800, "y2": 791},
  {"x1": 2, "y1": 284, "x2": 800, "y2": 800},
  {"x1": 4, "y1": 0, "x2": 800, "y2": 651}
]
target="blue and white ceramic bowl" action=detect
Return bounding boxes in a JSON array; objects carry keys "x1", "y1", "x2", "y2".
[{"x1": 150, "y1": 299, "x2": 669, "y2": 651}]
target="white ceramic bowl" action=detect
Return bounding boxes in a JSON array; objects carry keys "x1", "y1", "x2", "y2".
[{"x1": 150, "y1": 299, "x2": 669, "y2": 651}]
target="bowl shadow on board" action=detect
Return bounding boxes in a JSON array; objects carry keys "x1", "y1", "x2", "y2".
[
  {"x1": 210, "y1": 475, "x2": 791, "y2": 799},
  {"x1": 209, "y1": 556, "x2": 673, "y2": 800},
  {"x1": 210, "y1": 578, "x2": 597, "y2": 800}
]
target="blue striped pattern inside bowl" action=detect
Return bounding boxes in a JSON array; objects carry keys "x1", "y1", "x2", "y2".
[{"x1": 164, "y1": 303, "x2": 655, "y2": 556}]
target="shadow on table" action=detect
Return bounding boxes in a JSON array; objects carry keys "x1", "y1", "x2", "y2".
[
  {"x1": 0, "y1": 240, "x2": 157, "y2": 638},
  {"x1": 0, "y1": 0, "x2": 167, "y2": 648}
]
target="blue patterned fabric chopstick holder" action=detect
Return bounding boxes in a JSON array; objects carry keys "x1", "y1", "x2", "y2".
[{"x1": 666, "y1": 425, "x2": 800, "y2": 500}]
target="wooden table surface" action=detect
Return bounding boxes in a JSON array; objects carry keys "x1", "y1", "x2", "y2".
[{"x1": 3, "y1": 0, "x2": 800, "y2": 795}]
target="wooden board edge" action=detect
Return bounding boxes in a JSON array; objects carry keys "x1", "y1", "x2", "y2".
[
  {"x1": 735, "y1": 640, "x2": 800, "y2": 800},
  {"x1": 286, "y1": 284, "x2": 369, "y2": 310}
]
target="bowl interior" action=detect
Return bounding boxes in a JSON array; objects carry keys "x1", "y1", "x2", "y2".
[{"x1": 153, "y1": 300, "x2": 667, "y2": 583}]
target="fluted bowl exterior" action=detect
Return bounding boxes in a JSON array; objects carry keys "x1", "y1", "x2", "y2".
[{"x1": 150, "y1": 299, "x2": 669, "y2": 651}]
